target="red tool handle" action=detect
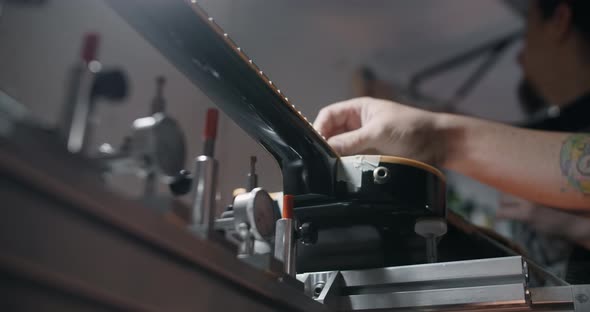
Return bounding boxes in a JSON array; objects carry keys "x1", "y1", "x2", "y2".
[
  {"x1": 282, "y1": 194, "x2": 294, "y2": 219},
  {"x1": 203, "y1": 108, "x2": 219, "y2": 140},
  {"x1": 81, "y1": 32, "x2": 100, "y2": 63},
  {"x1": 202, "y1": 108, "x2": 219, "y2": 157}
]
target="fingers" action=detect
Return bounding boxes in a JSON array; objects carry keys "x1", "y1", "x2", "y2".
[
  {"x1": 327, "y1": 127, "x2": 372, "y2": 156},
  {"x1": 313, "y1": 98, "x2": 365, "y2": 139}
]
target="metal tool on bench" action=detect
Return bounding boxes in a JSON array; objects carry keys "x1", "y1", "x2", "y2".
[
  {"x1": 275, "y1": 195, "x2": 297, "y2": 277},
  {"x1": 129, "y1": 76, "x2": 186, "y2": 194},
  {"x1": 59, "y1": 33, "x2": 192, "y2": 206},
  {"x1": 59, "y1": 33, "x2": 128, "y2": 155},
  {"x1": 214, "y1": 184, "x2": 302, "y2": 278},
  {"x1": 231, "y1": 187, "x2": 285, "y2": 272},
  {"x1": 97, "y1": 76, "x2": 186, "y2": 202},
  {"x1": 176, "y1": 108, "x2": 220, "y2": 237},
  {"x1": 167, "y1": 109, "x2": 284, "y2": 273},
  {"x1": 171, "y1": 148, "x2": 287, "y2": 271}
]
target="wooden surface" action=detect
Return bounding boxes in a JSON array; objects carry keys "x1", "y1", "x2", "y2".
[{"x1": 0, "y1": 135, "x2": 327, "y2": 312}]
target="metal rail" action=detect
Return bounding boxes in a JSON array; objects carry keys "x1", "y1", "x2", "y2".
[{"x1": 298, "y1": 256, "x2": 590, "y2": 311}]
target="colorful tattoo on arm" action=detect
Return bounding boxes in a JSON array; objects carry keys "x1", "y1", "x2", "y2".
[{"x1": 560, "y1": 134, "x2": 590, "y2": 195}]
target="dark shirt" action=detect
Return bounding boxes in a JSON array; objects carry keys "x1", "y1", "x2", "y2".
[
  {"x1": 521, "y1": 93, "x2": 590, "y2": 284},
  {"x1": 524, "y1": 93, "x2": 590, "y2": 131}
]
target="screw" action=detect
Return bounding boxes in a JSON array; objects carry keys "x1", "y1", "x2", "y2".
[
  {"x1": 313, "y1": 281, "x2": 326, "y2": 298},
  {"x1": 373, "y1": 166, "x2": 390, "y2": 184}
]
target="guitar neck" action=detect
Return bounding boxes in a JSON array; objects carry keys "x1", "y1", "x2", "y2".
[{"x1": 106, "y1": 0, "x2": 339, "y2": 196}]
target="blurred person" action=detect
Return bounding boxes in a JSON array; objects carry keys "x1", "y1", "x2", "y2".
[
  {"x1": 314, "y1": 0, "x2": 590, "y2": 283},
  {"x1": 499, "y1": 0, "x2": 590, "y2": 284}
]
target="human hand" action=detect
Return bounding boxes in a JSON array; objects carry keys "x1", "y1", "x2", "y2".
[{"x1": 313, "y1": 97, "x2": 445, "y2": 165}]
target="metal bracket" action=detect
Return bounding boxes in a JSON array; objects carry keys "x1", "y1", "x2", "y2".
[{"x1": 573, "y1": 285, "x2": 590, "y2": 311}]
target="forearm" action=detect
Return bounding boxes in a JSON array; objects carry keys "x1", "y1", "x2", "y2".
[{"x1": 437, "y1": 113, "x2": 590, "y2": 210}]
